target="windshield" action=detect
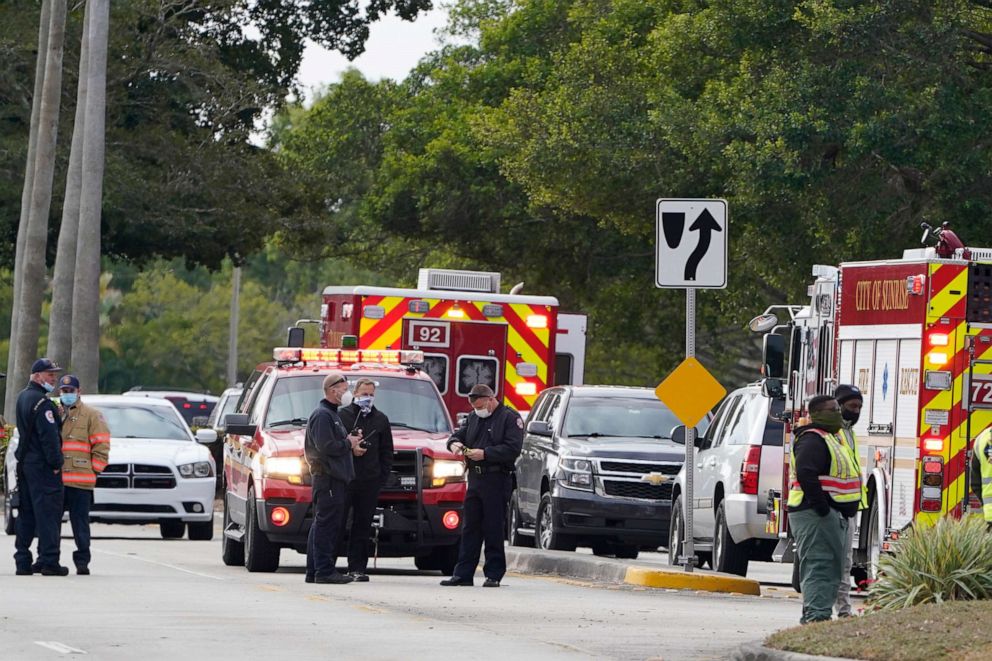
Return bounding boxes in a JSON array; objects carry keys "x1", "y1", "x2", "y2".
[
  {"x1": 264, "y1": 375, "x2": 451, "y2": 434},
  {"x1": 562, "y1": 397, "x2": 708, "y2": 439},
  {"x1": 95, "y1": 404, "x2": 191, "y2": 441}
]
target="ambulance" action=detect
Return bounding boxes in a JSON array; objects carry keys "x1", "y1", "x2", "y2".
[
  {"x1": 755, "y1": 223, "x2": 988, "y2": 583},
  {"x1": 318, "y1": 268, "x2": 586, "y2": 419}
]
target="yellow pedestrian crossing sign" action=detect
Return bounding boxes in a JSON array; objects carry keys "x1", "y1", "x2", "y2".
[{"x1": 655, "y1": 357, "x2": 726, "y2": 427}]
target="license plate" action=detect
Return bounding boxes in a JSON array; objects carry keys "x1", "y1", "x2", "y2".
[{"x1": 400, "y1": 476, "x2": 416, "y2": 487}]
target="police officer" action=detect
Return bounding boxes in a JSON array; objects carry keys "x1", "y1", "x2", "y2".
[
  {"x1": 304, "y1": 372, "x2": 362, "y2": 584},
  {"x1": 441, "y1": 384, "x2": 523, "y2": 588},
  {"x1": 337, "y1": 378, "x2": 393, "y2": 582},
  {"x1": 58, "y1": 375, "x2": 111, "y2": 575},
  {"x1": 833, "y1": 384, "x2": 867, "y2": 617},
  {"x1": 788, "y1": 395, "x2": 862, "y2": 623},
  {"x1": 13, "y1": 358, "x2": 68, "y2": 576},
  {"x1": 970, "y1": 425, "x2": 992, "y2": 530}
]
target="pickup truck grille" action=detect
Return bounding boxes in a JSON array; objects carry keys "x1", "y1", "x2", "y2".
[
  {"x1": 603, "y1": 480, "x2": 672, "y2": 501},
  {"x1": 382, "y1": 450, "x2": 421, "y2": 493},
  {"x1": 599, "y1": 461, "x2": 680, "y2": 475}
]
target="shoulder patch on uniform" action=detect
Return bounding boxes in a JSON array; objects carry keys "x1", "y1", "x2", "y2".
[
  {"x1": 516, "y1": 417, "x2": 524, "y2": 429},
  {"x1": 45, "y1": 410, "x2": 55, "y2": 424}
]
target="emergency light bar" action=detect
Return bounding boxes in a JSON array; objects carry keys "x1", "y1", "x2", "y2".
[{"x1": 273, "y1": 347, "x2": 424, "y2": 365}]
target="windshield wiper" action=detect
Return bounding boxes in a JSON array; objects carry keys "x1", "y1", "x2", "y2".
[
  {"x1": 268, "y1": 418, "x2": 308, "y2": 428},
  {"x1": 390, "y1": 421, "x2": 432, "y2": 433},
  {"x1": 628, "y1": 435, "x2": 669, "y2": 440},
  {"x1": 572, "y1": 432, "x2": 626, "y2": 438}
]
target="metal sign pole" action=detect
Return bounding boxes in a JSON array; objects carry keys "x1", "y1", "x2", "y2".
[{"x1": 683, "y1": 287, "x2": 696, "y2": 572}]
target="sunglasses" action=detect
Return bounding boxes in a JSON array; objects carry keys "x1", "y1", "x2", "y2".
[{"x1": 327, "y1": 378, "x2": 347, "y2": 388}]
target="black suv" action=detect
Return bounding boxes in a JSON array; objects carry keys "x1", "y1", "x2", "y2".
[{"x1": 508, "y1": 386, "x2": 707, "y2": 559}]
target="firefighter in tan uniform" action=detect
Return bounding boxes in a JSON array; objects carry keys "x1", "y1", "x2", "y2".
[{"x1": 58, "y1": 375, "x2": 110, "y2": 574}]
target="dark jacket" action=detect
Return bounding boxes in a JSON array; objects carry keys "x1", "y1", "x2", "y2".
[
  {"x1": 789, "y1": 423, "x2": 859, "y2": 518},
  {"x1": 338, "y1": 403, "x2": 393, "y2": 483},
  {"x1": 15, "y1": 381, "x2": 63, "y2": 470},
  {"x1": 304, "y1": 399, "x2": 355, "y2": 483},
  {"x1": 446, "y1": 403, "x2": 524, "y2": 470}
]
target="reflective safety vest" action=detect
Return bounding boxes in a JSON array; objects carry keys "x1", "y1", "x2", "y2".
[
  {"x1": 61, "y1": 400, "x2": 111, "y2": 490},
  {"x1": 975, "y1": 429, "x2": 992, "y2": 523},
  {"x1": 838, "y1": 426, "x2": 869, "y2": 510},
  {"x1": 787, "y1": 428, "x2": 862, "y2": 507}
]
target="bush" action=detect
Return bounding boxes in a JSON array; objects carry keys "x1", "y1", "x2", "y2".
[{"x1": 868, "y1": 515, "x2": 992, "y2": 610}]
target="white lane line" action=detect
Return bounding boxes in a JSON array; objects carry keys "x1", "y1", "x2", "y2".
[
  {"x1": 35, "y1": 641, "x2": 87, "y2": 654},
  {"x1": 94, "y1": 549, "x2": 225, "y2": 581}
]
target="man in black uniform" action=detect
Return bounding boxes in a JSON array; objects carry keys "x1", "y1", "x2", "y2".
[
  {"x1": 441, "y1": 384, "x2": 524, "y2": 588},
  {"x1": 337, "y1": 378, "x2": 393, "y2": 582},
  {"x1": 304, "y1": 372, "x2": 362, "y2": 584},
  {"x1": 13, "y1": 358, "x2": 68, "y2": 576}
]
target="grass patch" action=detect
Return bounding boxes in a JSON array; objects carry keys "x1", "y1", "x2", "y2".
[{"x1": 766, "y1": 601, "x2": 992, "y2": 660}]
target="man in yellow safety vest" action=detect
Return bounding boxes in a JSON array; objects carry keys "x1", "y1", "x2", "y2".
[
  {"x1": 788, "y1": 395, "x2": 863, "y2": 624},
  {"x1": 833, "y1": 384, "x2": 867, "y2": 617},
  {"x1": 970, "y1": 426, "x2": 992, "y2": 530}
]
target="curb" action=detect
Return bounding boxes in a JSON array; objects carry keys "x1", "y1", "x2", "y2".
[
  {"x1": 730, "y1": 643, "x2": 858, "y2": 661},
  {"x1": 505, "y1": 548, "x2": 761, "y2": 596}
]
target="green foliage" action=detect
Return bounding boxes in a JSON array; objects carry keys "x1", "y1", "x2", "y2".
[{"x1": 868, "y1": 516, "x2": 992, "y2": 610}]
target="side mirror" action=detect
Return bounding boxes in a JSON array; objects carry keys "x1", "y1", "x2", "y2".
[
  {"x1": 670, "y1": 425, "x2": 687, "y2": 445},
  {"x1": 526, "y1": 420, "x2": 553, "y2": 437},
  {"x1": 195, "y1": 428, "x2": 218, "y2": 445},
  {"x1": 287, "y1": 326, "x2": 305, "y2": 348},
  {"x1": 762, "y1": 333, "x2": 786, "y2": 379},
  {"x1": 224, "y1": 413, "x2": 257, "y2": 437},
  {"x1": 762, "y1": 378, "x2": 785, "y2": 400}
]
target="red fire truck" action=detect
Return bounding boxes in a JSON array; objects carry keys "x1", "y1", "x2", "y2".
[
  {"x1": 755, "y1": 223, "x2": 988, "y2": 583},
  {"x1": 319, "y1": 268, "x2": 586, "y2": 419}
]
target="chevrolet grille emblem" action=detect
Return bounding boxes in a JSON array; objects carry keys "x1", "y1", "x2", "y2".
[{"x1": 641, "y1": 472, "x2": 670, "y2": 486}]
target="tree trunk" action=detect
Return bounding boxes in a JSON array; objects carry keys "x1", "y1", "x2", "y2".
[
  {"x1": 6, "y1": 0, "x2": 67, "y2": 414},
  {"x1": 71, "y1": 0, "x2": 110, "y2": 392},
  {"x1": 48, "y1": 0, "x2": 92, "y2": 369},
  {"x1": 5, "y1": 0, "x2": 53, "y2": 418}
]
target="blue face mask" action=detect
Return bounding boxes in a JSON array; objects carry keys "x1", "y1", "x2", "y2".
[
  {"x1": 355, "y1": 396, "x2": 374, "y2": 413},
  {"x1": 41, "y1": 381, "x2": 55, "y2": 393},
  {"x1": 61, "y1": 392, "x2": 78, "y2": 407}
]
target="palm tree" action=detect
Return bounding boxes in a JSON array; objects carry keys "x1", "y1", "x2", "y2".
[{"x1": 71, "y1": 0, "x2": 110, "y2": 391}]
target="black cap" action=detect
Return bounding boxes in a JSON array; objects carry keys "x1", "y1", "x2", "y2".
[
  {"x1": 468, "y1": 384, "x2": 495, "y2": 400},
  {"x1": 30, "y1": 358, "x2": 62, "y2": 374},
  {"x1": 834, "y1": 384, "x2": 863, "y2": 405},
  {"x1": 59, "y1": 374, "x2": 81, "y2": 390}
]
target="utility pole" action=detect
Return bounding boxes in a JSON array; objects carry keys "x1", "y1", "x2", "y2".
[{"x1": 227, "y1": 265, "x2": 241, "y2": 387}]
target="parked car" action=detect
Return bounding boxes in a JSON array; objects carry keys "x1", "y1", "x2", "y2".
[
  {"x1": 4, "y1": 395, "x2": 217, "y2": 540},
  {"x1": 123, "y1": 388, "x2": 219, "y2": 427},
  {"x1": 509, "y1": 385, "x2": 708, "y2": 559},
  {"x1": 667, "y1": 383, "x2": 785, "y2": 576}
]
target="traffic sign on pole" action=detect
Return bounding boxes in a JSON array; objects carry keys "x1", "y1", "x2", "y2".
[{"x1": 655, "y1": 199, "x2": 728, "y2": 289}]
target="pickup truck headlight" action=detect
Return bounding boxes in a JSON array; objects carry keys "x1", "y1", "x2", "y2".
[
  {"x1": 263, "y1": 457, "x2": 304, "y2": 483},
  {"x1": 177, "y1": 461, "x2": 213, "y2": 478},
  {"x1": 558, "y1": 457, "x2": 593, "y2": 491},
  {"x1": 431, "y1": 459, "x2": 466, "y2": 487}
]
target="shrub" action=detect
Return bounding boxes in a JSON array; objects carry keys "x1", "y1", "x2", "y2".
[{"x1": 868, "y1": 515, "x2": 992, "y2": 610}]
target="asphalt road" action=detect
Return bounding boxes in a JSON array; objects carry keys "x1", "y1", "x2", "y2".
[{"x1": 1, "y1": 518, "x2": 806, "y2": 661}]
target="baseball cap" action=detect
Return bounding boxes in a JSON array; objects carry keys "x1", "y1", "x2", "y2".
[
  {"x1": 30, "y1": 358, "x2": 62, "y2": 374},
  {"x1": 834, "y1": 384, "x2": 863, "y2": 404},
  {"x1": 59, "y1": 374, "x2": 81, "y2": 390},
  {"x1": 468, "y1": 384, "x2": 495, "y2": 400}
]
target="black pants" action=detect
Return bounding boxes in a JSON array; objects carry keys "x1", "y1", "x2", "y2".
[
  {"x1": 337, "y1": 477, "x2": 382, "y2": 573},
  {"x1": 64, "y1": 487, "x2": 93, "y2": 568},
  {"x1": 451, "y1": 472, "x2": 511, "y2": 582},
  {"x1": 306, "y1": 474, "x2": 348, "y2": 578},
  {"x1": 14, "y1": 462, "x2": 64, "y2": 570}
]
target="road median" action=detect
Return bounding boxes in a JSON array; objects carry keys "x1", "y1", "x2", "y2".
[{"x1": 506, "y1": 548, "x2": 761, "y2": 595}]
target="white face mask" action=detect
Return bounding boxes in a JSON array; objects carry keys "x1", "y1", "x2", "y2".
[
  {"x1": 474, "y1": 407, "x2": 492, "y2": 419},
  {"x1": 339, "y1": 390, "x2": 353, "y2": 408},
  {"x1": 355, "y1": 396, "x2": 374, "y2": 412}
]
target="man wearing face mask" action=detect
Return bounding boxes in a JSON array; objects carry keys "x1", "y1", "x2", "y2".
[
  {"x1": 13, "y1": 358, "x2": 68, "y2": 576},
  {"x1": 303, "y1": 372, "x2": 363, "y2": 584},
  {"x1": 336, "y1": 378, "x2": 393, "y2": 581},
  {"x1": 787, "y1": 395, "x2": 862, "y2": 624},
  {"x1": 441, "y1": 384, "x2": 524, "y2": 588},
  {"x1": 58, "y1": 375, "x2": 111, "y2": 575},
  {"x1": 833, "y1": 384, "x2": 867, "y2": 617}
]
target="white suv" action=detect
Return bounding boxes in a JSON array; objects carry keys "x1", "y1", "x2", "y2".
[{"x1": 668, "y1": 383, "x2": 785, "y2": 576}]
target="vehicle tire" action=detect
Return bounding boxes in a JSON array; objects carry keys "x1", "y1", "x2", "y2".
[
  {"x1": 668, "y1": 495, "x2": 685, "y2": 566},
  {"x1": 864, "y1": 494, "x2": 881, "y2": 582},
  {"x1": 592, "y1": 541, "x2": 611, "y2": 557},
  {"x1": 221, "y1": 493, "x2": 245, "y2": 566},
  {"x1": 244, "y1": 486, "x2": 280, "y2": 572},
  {"x1": 712, "y1": 501, "x2": 749, "y2": 576},
  {"x1": 507, "y1": 490, "x2": 534, "y2": 548},
  {"x1": 3, "y1": 482, "x2": 16, "y2": 536},
  {"x1": 791, "y1": 556, "x2": 802, "y2": 593},
  {"x1": 436, "y1": 544, "x2": 459, "y2": 576},
  {"x1": 414, "y1": 554, "x2": 438, "y2": 572},
  {"x1": 615, "y1": 545, "x2": 639, "y2": 560},
  {"x1": 187, "y1": 519, "x2": 214, "y2": 541},
  {"x1": 160, "y1": 519, "x2": 186, "y2": 539},
  {"x1": 535, "y1": 492, "x2": 576, "y2": 552}
]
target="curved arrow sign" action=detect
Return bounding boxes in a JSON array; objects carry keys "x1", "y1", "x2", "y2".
[{"x1": 655, "y1": 198, "x2": 728, "y2": 289}]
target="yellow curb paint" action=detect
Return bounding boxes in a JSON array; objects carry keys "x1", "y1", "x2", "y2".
[{"x1": 623, "y1": 567, "x2": 761, "y2": 596}]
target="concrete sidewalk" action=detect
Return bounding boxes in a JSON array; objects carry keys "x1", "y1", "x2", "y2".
[{"x1": 506, "y1": 547, "x2": 762, "y2": 595}]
